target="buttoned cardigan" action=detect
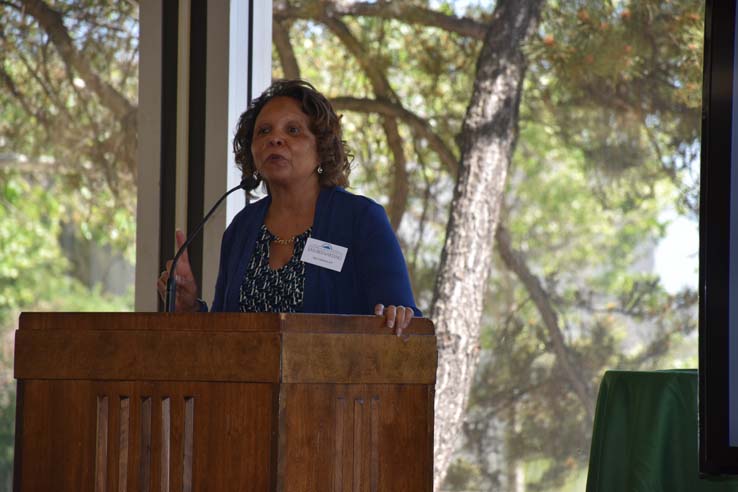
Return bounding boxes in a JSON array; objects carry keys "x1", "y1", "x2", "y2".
[{"x1": 208, "y1": 186, "x2": 421, "y2": 316}]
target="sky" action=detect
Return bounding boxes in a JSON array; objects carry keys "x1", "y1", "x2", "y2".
[{"x1": 654, "y1": 212, "x2": 699, "y2": 294}]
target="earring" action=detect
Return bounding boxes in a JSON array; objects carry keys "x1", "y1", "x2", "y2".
[{"x1": 317, "y1": 165, "x2": 323, "y2": 175}]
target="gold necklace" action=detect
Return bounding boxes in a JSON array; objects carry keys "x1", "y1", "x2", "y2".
[{"x1": 271, "y1": 234, "x2": 296, "y2": 245}]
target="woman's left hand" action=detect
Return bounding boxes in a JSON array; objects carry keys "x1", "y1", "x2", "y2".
[{"x1": 374, "y1": 304, "x2": 414, "y2": 336}]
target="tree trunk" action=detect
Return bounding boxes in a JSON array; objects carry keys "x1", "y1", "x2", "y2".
[{"x1": 430, "y1": 0, "x2": 543, "y2": 487}]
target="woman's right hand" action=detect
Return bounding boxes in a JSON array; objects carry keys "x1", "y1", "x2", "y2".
[
  {"x1": 157, "y1": 229, "x2": 200, "y2": 312},
  {"x1": 374, "y1": 304, "x2": 414, "y2": 336}
]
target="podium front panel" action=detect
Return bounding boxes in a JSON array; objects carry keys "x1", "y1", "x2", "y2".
[
  {"x1": 15, "y1": 380, "x2": 278, "y2": 492},
  {"x1": 277, "y1": 383, "x2": 434, "y2": 492},
  {"x1": 14, "y1": 313, "x2": 437, "y2": 491}
]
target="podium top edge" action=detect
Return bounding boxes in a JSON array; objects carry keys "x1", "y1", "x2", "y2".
[{"x1": 17, "y1": 312, "x2": 436, "y2": 335}]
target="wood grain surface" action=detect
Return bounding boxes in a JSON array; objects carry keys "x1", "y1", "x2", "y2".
[
  {"x1": 14, "y1": 380, "x2": 278, "y2": 491},
  {"x1": 18, "y1": 312, "x2": 434, "y2": 335},
  {"x1": 277, "y1": 383, "x2": 435, "y2": 492},
  {"x1": 281, "y1": 333, "x2": 437, "y2": 384},
  {"x1": 15, "y1": 329, "x2": 281, "y2": 382}
]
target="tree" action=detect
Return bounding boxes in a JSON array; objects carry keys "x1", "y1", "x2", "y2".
[
  {"x1": 428, "y1": 2, "x2": 544, "y2": 483},
  {"x1": 0, "y1": 0, "x2": 137, "y2": 294},
  {"x1": 1, "y1": 0, "x2": 139, "y2": 216},
  {"x1": 459, "y1": 117, "x2": 698, "y2": 489}
]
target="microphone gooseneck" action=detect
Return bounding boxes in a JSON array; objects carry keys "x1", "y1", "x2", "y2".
[{"x1": 165, "y1": 178, "x2": 247, "y2": 312}]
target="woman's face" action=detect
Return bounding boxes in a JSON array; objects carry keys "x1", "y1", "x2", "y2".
[{"x1": 251, "y1": 96, "x2": 319, "y2": 189}]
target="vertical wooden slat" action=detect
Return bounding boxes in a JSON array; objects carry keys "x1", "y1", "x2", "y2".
[
  {"x1": 182, "y1": 397, "x2": 194, "y2": 492},
  {"x1": 139, "y1": 397, "x2": 152, "y2": 492},
  {"x1": 269, "y1": 386, "x2": 280, "y2": 492},
  {"x1": 276, "y1": 385, "x2": 287, "y2": 492},
  {"x1": 12, "y1": 381, "x2": 24, "y2": 492},
  {"x1": 334, "y1": 397, "x2": 345, "y2": 492},
  {"x1": 370, "y1": 397, "x2": 379, "y2": 492},
  {"x1": 167, "y1": 395, "x2": 183, "y2": 492},
  {"x1": 106, "y1": 390, "x2": 119, "y2": 492},
  {"x1": 95, "y1": 396, "x2": 109, "y2": 492},
  {"x1": 128, "y1": 392, "x2": 141, "y2": 492},
  {"x1": 119, "y1": 397, "x2": 130, "y2": 492},
  {"x1": 426, "y1": 387, "x2": 435, "y2": 492},
  {"x1": 279, "y1": 384, "x2": 433, "y2": 491},
  {"x1": 352, "y1": 399, "x2": 364, "y2": 492},
  {"x1": 160, "y1": 398, "x2": 171, "y2": 492}
]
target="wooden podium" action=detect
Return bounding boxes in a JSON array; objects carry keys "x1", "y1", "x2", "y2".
[{"x1": 13, "y1": 313, "x2": 437, "y2": 491}]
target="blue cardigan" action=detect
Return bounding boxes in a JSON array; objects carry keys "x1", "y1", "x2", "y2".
[{"x1": 209, "y1": 186, "x2": 421, "y2": 316}]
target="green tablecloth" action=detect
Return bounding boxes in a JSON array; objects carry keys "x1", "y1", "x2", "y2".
[{"x1": 586, "y1": 370, "x2": 738, "y2": 492}]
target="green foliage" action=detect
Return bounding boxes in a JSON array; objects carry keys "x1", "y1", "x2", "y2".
[
  {"x1": 0, "y1": 172, "x2": 133, "y2": 322},
  {"x1": 444, "y1": 458, "x2": 484, "y2": 491},
  {"x1": 0, "y1": 0, "x2": 139, "y2": 218},
  {"x1": 469, "y1": 120, "x2": 697, "y2": 489},
  {"x1": 0, "y1": 381, "x2": 13, "y2": 490},
  {"x1": 476, "y1": 5, "x2": 704, "y2": 484},
  {"x1": 528, "y1": 0, "x2": 704, "y2": 214},
  {"x1": 0, "y1": 173, "x2": 68, "y2": 323},
  {"x1": 277, "y1": 14, "x2": 471, "y2": 309}
]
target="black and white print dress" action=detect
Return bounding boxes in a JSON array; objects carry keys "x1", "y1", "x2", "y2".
[{"x1": 239, "y1": 224, "x2": 311, "y2": 313}]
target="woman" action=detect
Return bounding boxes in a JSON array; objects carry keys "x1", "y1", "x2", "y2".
[{"x1": 158, "y1": 79, "x2": 419, "y2": 333}]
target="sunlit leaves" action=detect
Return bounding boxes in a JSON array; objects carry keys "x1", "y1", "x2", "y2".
[
  {"x1": 0, "y1": 171, "x2": 132, "y2": 325},
  {"x1": 527, "y1": 0, "x2": 704, "y2": 218},
  {"x1": 0, "y1": 0, "x2": 139, "y2": 214}
]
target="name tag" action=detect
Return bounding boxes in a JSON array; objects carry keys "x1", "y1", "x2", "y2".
[{"x1": 300, "y1": 238, "x2": 348, "y2": 272}]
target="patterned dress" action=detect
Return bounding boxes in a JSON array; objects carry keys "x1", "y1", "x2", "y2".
[{"x1": 239, "y1": 224, "x2": 311, "y2": 313}]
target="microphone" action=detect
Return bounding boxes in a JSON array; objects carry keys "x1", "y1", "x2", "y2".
[{"x1": 165, "y1": 178, "x2": 248, "y2": 312}]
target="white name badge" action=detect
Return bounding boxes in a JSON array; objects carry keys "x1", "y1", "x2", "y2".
[{"x1": 300, "y1": 238, "x2": 348, "y2": 272}]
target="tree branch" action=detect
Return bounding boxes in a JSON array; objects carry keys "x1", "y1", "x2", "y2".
[
  {"x1": 495, "y1": 223, "x2": 595, "y2": 420},
  {"x1": 276, "y1": 2, "x2": 462, "y2": 226},
  {"x1": 0, "y1": 63, "x2": 42, "y2": 124},
  {"x1": 331, "y1": 96, "x2": 459, "y2": 175},
  {"x1": 20, "y1": 0, "x2": 135, "y2": 120},
  {"x1": 273, "y1": 0, "x2": 488, "y2": 40},
  {"x1": 383, "y1": 117, "x2": 409, "y2": 230},
  {"x1": 320, "y1": 15, "x2": 397, "y2": 98},
  {"x1": 320, "y1": 15, "x2": 410, "y2": 227},
  {"x1": 334, "y1": 2, "x2": 488, "y2": 39},
  {"x1": 273, "y1": 19, "x2": 301, "y2": 79},
  {"x1": 409, "y1": 139, "x2": 433, "y2": 287}
]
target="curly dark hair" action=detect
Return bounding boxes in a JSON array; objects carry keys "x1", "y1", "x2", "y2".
[{"x1": 233, "y1": 79, "x2": 352, "y2": 192}]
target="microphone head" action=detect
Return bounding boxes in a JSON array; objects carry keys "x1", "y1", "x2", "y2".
[{"x1": 240, "y1": 174, "x2": 260, "y2": 191}]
